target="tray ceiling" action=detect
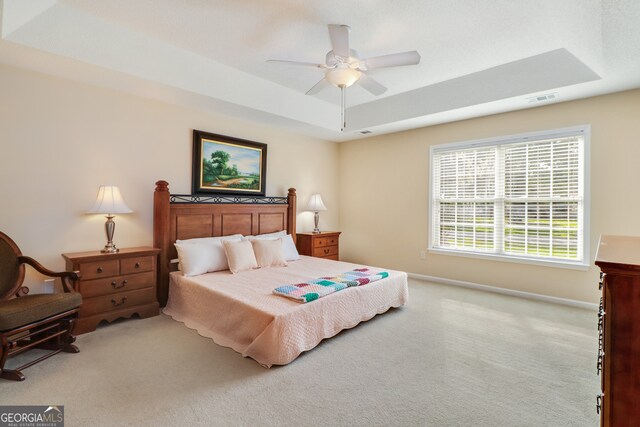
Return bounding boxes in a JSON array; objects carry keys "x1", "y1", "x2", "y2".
[{"x1": 1, "y1": 0, "x2": 639, "y2": 141}]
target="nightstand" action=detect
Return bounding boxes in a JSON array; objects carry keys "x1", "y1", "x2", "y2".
[
  {"x1": 62, "y1": 247, "x2": 160, "y2": 334},
  {"x1": 296, "y1": 232, "x2": 341, "y2": 260}
]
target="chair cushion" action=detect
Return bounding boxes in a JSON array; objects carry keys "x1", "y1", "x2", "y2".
[{"x1": 0, "y1": 293, "x2": 82, "y2": 331}]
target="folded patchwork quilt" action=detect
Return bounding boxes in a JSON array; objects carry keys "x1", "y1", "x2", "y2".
[{"x1": 273, "y1": 268, "x2": 389, "y2": 303}]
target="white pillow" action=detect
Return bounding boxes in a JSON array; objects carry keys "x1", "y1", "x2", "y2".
[
  {"x1": 280, "y1": 234, "x2": 301, "y2": 261},
  {"x1": 174, "y1": 235, "x2": 242, "y2": 276},
  {"x1": 176, "y1": 234, "x2": 243, "y2": 245},
  {"x1": 249, "y1": 230, "x2": 286, "y2": 239},
  {"x1": 251, "y1": 238, "x2": 288, "y2": 268},
  {"x1": 244, "y1": 233, "x2": 300, "y2": 261},
  {"x1": 222, "y1": 239, "x2": 258, "y2": 274}
]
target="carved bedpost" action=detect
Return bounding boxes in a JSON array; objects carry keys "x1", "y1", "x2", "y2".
[
  {"x1": 287, "y1": 188, "x2": 297, "y2": 244},
  {"x1": 154, "y1": 180, "x2": 170, "y2": 307}
]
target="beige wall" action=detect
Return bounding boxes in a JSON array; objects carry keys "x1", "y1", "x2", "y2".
[
  {"x1": 0, "y1": 64, "x2": 339, "y2": 290},
  {"x1": 4, "y1": 61, "x2": 639, "y2": 303},
  {"x1": 339, "y1": 89, "x2": 640, "y2": 303}
]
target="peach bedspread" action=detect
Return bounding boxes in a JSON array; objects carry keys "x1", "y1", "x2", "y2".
[{"x1": 162, "y1": 256, "x2": 408, "y2": 367}]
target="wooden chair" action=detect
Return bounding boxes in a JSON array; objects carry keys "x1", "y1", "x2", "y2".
[{"x1": 0, "y1": 231, "x2": 82, "y2": 381}]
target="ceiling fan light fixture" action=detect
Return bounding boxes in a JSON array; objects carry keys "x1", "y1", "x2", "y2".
[
  {"x1": 325, "y1": 67, "x2": 362, "y2": 88},
  {"x1": 267, "y1": 24, "x2": 420, "y2": 132}
]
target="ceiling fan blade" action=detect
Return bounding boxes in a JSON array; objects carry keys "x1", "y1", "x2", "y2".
[
  {"x1": 357, "y1": 73, "x2": 387, "y2": 96},
  {"x1": 328, "y1": 24, "x2": 350, "y2": 58},
  {"x1": 306, "y1": 77, "x2": 330, "y2": 95},
  {"x1": 363, "y1": 51, "x2": 421, "y2": 70},
  {"x1": 267, "y1": 59, "x2": 326, "y2": 69}
]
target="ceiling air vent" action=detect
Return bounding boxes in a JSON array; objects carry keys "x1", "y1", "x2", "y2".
[
  {"x1": 527, "y1": 92, "x2": 559, "y2": 104},
  {"x1": 360, "y1": 130, "x2": 372, "y2": 134}
]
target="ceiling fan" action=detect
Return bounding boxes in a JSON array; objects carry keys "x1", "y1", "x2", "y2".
[{"x1": 267, "y1": 24, "x2": 421, "y2": 132}]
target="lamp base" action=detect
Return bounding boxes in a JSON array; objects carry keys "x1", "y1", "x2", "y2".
[
  {"x1": 313, "y1": 211, "x2": 321, "y2": 234},
  {"x1": 101, "y1": 244, "x2": 119, "y2": 254},
  {"x1": 101, "y1": 215, "x2": 120, "y2": 253}
]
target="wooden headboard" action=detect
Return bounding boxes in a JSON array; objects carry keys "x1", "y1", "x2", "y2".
[{"x1": 153, "y1": 180, "x2": 297, "y2": 306}]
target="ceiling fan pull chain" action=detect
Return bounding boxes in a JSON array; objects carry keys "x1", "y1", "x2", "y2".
[{"x1": 341, "y1": 85, "x2": 346, "y2": 132}]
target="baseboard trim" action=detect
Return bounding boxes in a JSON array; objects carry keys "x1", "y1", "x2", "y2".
[{"x1": 407, "y1": 272, "x2": 598, "y2": 310}]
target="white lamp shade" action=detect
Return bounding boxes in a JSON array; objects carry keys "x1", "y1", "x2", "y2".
[
  {"x1": 326, "y1": 67, "x2": 362, "y2": 88},
  {"x1": 306, "y1": 194, "x2": 327, "y2": 212},
  {"x1": 87, "y1": 185, "x2": 133, "y2": 215}
]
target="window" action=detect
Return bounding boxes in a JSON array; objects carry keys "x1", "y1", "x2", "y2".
[{"x1": 429, "y1": 126, "x2": 589, "y2": 268}]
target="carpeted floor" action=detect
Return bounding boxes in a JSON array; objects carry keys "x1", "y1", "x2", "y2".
[{"x1": 0, "y1": 279, "x2": 599, "y2": 426}]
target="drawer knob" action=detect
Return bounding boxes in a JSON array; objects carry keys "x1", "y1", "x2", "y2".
[
  {"x1": 134, "y1": 262, "x2": 141, "y2": 269},
  {"x1": 111, "y1": 280, "x2": 127, "y2": 289},
  {"x1": 97, "y1": 267, "x2": 103, "y2": 273},
  {"x1": 111, "y1": 296, "x2": 128, "y2": 306},
  {"x1": 324, "y1": 249, "x2": 330, "y2": 254}
]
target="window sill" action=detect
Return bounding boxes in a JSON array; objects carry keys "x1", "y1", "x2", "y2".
[{"x1": 428, "y1": 247, "x2": 590, "y2": 271}]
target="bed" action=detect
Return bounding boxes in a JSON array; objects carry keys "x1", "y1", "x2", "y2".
[{"x1": 153, "y1": 181, "x2": 409, "y2": 367}]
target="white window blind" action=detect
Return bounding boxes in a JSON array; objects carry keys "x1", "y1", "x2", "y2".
[{"x1": 430, "y1": 127, "x2": 588, "y2": 267}]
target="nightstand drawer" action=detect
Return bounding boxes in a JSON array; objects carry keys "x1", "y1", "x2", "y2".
[
  {"x1": 79, "y1": 259, "x2": 119, "y2": 280},
  {"x1": 121, "y1": 256, "x2": 154, "y2": 275},
  {"x1": 313, "y1": 237, "x2": 329, "y2": 248},
  {"x1": 313, "y1": 236, "x2": 339, "y2": 248},
  {"x1": 313, "y1": 245, "x2": 338, "y2": 258},
  {"x1": 80, "y1": 287, "x2": 156, "y2": 317},
  {"x1": 78, "y1": 271, "x2": 155, "y2": 298}
]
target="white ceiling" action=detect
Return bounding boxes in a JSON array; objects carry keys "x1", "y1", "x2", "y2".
[{"x1": 1, "y1": 0, "x2": 639, "y2": 141}]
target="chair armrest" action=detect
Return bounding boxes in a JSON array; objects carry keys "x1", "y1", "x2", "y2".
[{"x1": 17, "y1": 255, "x2": 81, "y2": 293}]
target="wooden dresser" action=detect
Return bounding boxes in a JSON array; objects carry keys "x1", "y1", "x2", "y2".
[
  {"x1": 296, "y1": 232, "x2": 341, "y2": 260},
  {"x1": 62, "y1": 247, "x2": 160, "y2": 334},
  {"x1": 594, "y1": 235, "x2": 640, "y2": 426}
]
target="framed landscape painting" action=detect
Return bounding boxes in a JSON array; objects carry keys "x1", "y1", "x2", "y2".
[{"x1": 192, "y1": 130, "x2": 267, "y2": 196}]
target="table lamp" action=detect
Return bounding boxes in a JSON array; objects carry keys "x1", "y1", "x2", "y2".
[
  {"x1": 87, "y1": 185, "x2": 132, "y2": 253},
  {"x1": 307, "y1": 194, "x2": 327, "y2": 234}
]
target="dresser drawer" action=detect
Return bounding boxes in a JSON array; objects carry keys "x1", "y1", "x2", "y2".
[
  {"x1": 313, "y1": 236, "x2": 339, "y2": 248},
  {"x1": 78, "y1": 271, "x2": 155, "y2": 298},
  {"x1": 313, "y1": 245, "x2": 338, "y2": 258},
  {"x1": 326, "y1": 236, "x2": 339, "y2": 246},
  {"x1": 121, "y1": 256, "x2": 154, "y2": 275},
  {"x1": 79, "y1": 259, "x2": 119, "y2": 280},
  {"x1": 80, "y1": 287, "x2": 156, "y2": 317},
  {"x1": 313, "y1": 237, "x2": 328, "y2": 248}
]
